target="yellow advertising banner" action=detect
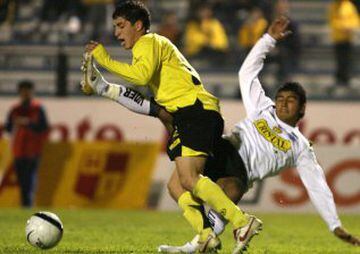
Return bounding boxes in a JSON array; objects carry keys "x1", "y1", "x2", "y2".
[
  {"x1": 0, "y1": 139, "x2": 20, "y2": 206},
  {"x1": 0, "y1": 141, "x2": 160, "y2": 208}
]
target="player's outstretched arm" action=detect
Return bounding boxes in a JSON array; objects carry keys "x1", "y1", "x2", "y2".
[
  {"x1": 333, "y1": 227, "x2": 360, "y2": 246},
  {"x1": 238, "y1": 17, "x2": 291, "y2": 115},
  {"x1": 85, "y1": 40, "x2": 157, "y2": 86},
  {"x1": 296, "y1": 149, "x2": 360, "y2": 246}
]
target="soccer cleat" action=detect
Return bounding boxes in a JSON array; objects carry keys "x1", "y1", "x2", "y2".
[
  {"x1": 158, "y1": 233, "x2": 221, "y2": 254},
  {"x1": 198, "y1": 231, "x2": 222, "y2": 253},
  {"x1": 232, "y1": 215, "x2": 263, "y2": 254},
  {"x1": 80, "y1": 52, "x2": 97, "y2": 96},
  {"x1": 158, "y1": 235, "x2": 199, "y2": 253}
]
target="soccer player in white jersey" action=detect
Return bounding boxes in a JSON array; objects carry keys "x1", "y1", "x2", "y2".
[{"x1": 81, "y1": 16, "x2": 359, "y2": 252}]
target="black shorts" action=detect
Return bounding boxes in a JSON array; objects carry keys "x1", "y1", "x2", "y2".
[
  {"x1": 166, "y1": 99, "x2": 224, "y2": 161},
  {"x1": 204, "y1": 138, "x2": 248, "y2": 189}
]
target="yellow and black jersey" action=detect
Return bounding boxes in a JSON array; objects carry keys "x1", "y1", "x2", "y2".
[{"x1": 92, "y1": 33, "x2": 220, "y2": 113}]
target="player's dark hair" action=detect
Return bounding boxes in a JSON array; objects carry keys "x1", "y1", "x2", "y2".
[
  {"x1": 113, "y1": 0, "x2": 150, "y2": 33},
  {"x1": 17, "y1": 80, "x2": 34, "y2": 91},
  {"x1": 276, "y1": 82, "x2": 307, "y2": 119}
]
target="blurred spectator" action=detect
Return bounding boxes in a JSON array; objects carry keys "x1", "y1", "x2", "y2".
[
  {"x1": 38, "y1": 0, "x2": 68, "y2": 42},
  {"x1": 0, "y1": 0, "x2": 17, "y2": 41},
  {"x1": 351, "y1": 0, "x2": 360, "y2": 13},
  {"x1": 184, "y1": 4, "x2": 229, "y2": 64},
  {"x1": 38, "y1": 0, "x2": 85, "y2": 43},
  {"x1": 0, "y1": 0, "x2": 16, "y2": 24},
  {"x1": 157, "y1": 11, "x2": 181, "y2": 46},
  {"x1": 206, "y1": 0, "x2": 253, "y2": 33},
  {"x1": 238, "y1": 7, "x2": 268, "y2": 53},
  {"x1": 272, "y1": 0, "x2": 301, "y2": 83},
  {"x1": 328, "y1": 0, "x2": 360, "y2": 93},
  {"x1": 4, "y1": 80, "x2": 49, "y2": 207}
]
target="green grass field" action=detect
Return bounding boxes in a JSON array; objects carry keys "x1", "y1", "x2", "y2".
[{"x1": 0, "y1": 209, "x2": 359, "y2": 254}]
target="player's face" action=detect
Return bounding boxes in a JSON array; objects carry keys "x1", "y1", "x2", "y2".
[
  {"x1": 19, "y1": 88, "x2": 33, "y2": 103},
  {"x1": 113, "y1": 16, "x2": 140, "y2": 50},
  {"x1": 275, "y1": 91, "x2": 304, "y2": 126}
]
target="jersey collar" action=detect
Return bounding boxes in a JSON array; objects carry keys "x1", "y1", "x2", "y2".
[{"x1": 274, "y1": 112, "x2": 299, "y2": 133}]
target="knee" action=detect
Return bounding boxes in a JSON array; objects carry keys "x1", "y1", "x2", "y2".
[
  {"x1": 167, "y1": 180, "x2": 176, "y2": 199},
  {"x1": 178, "y1": 174, "x2": 196, "y2": 192}
]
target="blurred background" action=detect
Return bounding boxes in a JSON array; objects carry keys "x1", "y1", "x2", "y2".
[
  {"x1": 0, "y1": 0, "x2": 360, "y2": 98},
  {"x1": 0, "y1": 0, "x2": 359, "y2": 214}
]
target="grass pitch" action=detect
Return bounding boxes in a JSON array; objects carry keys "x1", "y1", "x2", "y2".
[{"x1": 0, "y1": 209, "x2": 359, "y2": 254}]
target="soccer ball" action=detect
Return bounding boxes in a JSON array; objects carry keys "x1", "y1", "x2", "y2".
[{"x1": 25, "y1": 211, "x2": 63, "y2": 249}]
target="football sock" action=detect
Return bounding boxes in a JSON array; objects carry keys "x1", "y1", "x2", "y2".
[
  {"x1": 178, "y1": 192, "x2": 212, "y2": 242},
  {"x1": 193, "y1": 176, "x2": 248, "y2": 229},
  {"x1": 100, "y1": 82, "x2": 151, "y2": 115}
]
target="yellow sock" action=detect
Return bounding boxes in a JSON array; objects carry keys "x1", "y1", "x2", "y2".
[
  {"x1": 178, "y1": 191, "x2": 212, "y2": 241},
  {"x1": 193, "y1": 176, "x2": 248, "y2": 229}
]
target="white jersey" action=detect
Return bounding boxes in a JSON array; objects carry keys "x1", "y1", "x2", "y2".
[{"x1": 232, "y1": 33, "x2": 341, "y2": 231}]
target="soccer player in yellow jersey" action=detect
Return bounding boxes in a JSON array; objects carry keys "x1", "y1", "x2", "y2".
[{"x1": 85, "y1": 1, "x2": 259, "y2": 253}]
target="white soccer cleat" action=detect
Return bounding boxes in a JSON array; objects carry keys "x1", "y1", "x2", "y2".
[
  {"x1": 80, "y1": 52, "x2": 104, "y2": 96},
  {"x1": 158, "y1": 233, "x2": 221, "y2": 254},
  {"x1": 158, "y1": 235, "x2": 199, "y2": 253},
  {"x1": 198, "y1": 231, "x2": 221, "y2": 253},
  {"x1": 232, "y1": 215, "x2": 263, "y2": 254}
]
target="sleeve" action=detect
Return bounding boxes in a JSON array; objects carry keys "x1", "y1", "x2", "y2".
[
  {"x1": 238, "y1": 33, "x2": 275, "y2": 116},
  {"x1": 92, "y1": 38, "x2": 160, "y2": 86},
  {"x1": 29, "y1": 106, "x2": 49, "y2": 133},
  {"x1": 295, "y1": 146, "x2": 342, "y2": 231}
]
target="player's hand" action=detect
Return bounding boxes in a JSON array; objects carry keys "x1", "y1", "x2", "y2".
[
  {"x1": 85, "y1": 40, "x2": 99, "y2": 54},
  {"x1": 334, "y1": 227, "x2": 360, "y2": 246},
  {"x1": 267, "y1": 16, "x2": 291, "y2": 41},
  {"x1": 158, "y1": 107, "x2": 174, "y2": 135}
]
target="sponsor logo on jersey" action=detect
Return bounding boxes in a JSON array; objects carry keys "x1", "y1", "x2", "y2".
[{"x1": 254, "y1": 119, "x2": 291, "y2": 152}]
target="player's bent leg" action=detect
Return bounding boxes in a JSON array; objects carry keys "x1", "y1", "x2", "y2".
[
  {"x1": 174, "y1": 157, "x2": 223, "y2": 252},
  {"x1": 168, "y1": 170, "x2": 207, "y2": 235},
  {"x1": 175, "y1": 156, "x2": 249, "y2": 229},
  {"x1": 206, "y1": 177, "x2": 245, "y2": 236},
  {"x1": 175, "y1": 155, "x2": 206, "y2": 191},
  {"x1": 165, "y1": 170, "x2": 221, "y2": 253},
  {"x1": 216, "y1": 177, "x2": 246, "y2": 204},
  {"x1": 167, "y1": 168, "x2": 186, "y2": 202},
  {"x1": 176, "y1": 156, "x2": 254, "y2": 251},
  {"x1": 206, "y1": 175, "x2": 250, "y2": 237},
  {"x1": 192, "y1": 175, "x2": 248, "y2": 227}
]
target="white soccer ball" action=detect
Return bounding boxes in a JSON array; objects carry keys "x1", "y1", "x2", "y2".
[{"x1": 25, "y1": 211, "x2": 63, "y2": 249}]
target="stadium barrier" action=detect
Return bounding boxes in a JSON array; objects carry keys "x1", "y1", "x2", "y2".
[{"x1": 0, "y1": 98, "x2": 359, "y2": 212}]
